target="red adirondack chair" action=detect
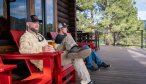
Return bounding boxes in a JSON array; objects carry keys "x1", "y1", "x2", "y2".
[
  {"x1": 10, "y1": 30, "x2": 76, "y2": 84},
  {"x1": 0, "y1": 30, "x2": 62, "y2": 84},
  {"x1": 77, "y1": 31, "x2": 97, "y2": 49},
  {"x1": 0, "y1": 52, "x2": 58, "y2": 84},
  {"x1": 49, "y1": 32, "x2": 58, "y2": 40},
  {"x1": 0, "y1": 57, "x2": 17, "y2": 84}
]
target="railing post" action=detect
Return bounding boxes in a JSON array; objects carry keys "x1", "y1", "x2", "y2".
[
  {"x1": 113, "y1": 32, "x2": 116, "y2": 46},
  {"x1": 95, "y1": 30, "x2": 100, "y2": 50},
  {"x1": 141, "y1": 30, "x2": 143, "y2": 48}
]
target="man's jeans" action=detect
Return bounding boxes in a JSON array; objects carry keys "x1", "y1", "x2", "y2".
[{"x1": 83, "y1": 45, "x2": 103, "y2": 68}]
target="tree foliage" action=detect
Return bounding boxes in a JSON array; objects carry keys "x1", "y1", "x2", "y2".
[{"x1": 77, "y1": 0, "x2": 144, "y2": 46}]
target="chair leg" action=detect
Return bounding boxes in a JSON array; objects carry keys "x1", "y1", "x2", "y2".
[
  {"x1": 70, "y1": 70, "x2": 76, "y2": 83},
  {"x1": 55, "y1": 72, "x2": 62, "y2": 84},
  {"x1": 0, "y1": 71, "x2": 12, "y2": 84}
]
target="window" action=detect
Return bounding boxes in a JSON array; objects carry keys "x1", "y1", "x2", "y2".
[
  {"x1": 0, "y1": 0, "x2": 3, "y2": 16},
  {"x1": 34, "y1": 0, "x2": 54, "y2": 39},
  {"x1": 0, "y1": 0, "x2": 10, "y2": 40},
  {"x1": 35, "y1": 0, "x2": 42, "y2": 20},
  {"x1": 46, "y1": 0, "x2": 54, "y2": 32},
  {"x1": 10, "y1": 0, "x2": 27, "y2": 30},
  {"x1": 0, "y1": 0, "x2": 4, "y2": 40},
  {"x1": 35, "y1": 0, "x2": 43, "y2": 34}
]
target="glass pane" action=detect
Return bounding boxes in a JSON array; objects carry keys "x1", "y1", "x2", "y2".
[
  {"x1": 35, "y1": 0, "x2": 42, "y2": 20},
  {"x1": 10, "y1": 0, "x2": 27, "y2": 30},
  {"x1": 0, "y1": 0, "x2": 3, "y2": 16},
  {"x1": 46, "y1": 0, "x2": 54, "y2": 32},
  {"x1": 35, "y1": 0, "x2": 43, "y2": 34},
  {"x1": 0, "y1": 0, "x2": 10, "y2": 40}
]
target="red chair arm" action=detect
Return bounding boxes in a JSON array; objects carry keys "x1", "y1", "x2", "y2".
[
  {"x1": 0, "y1": 65, "x2": 17, "y2": 72},
  {"x1": 0, "y1": 52, "x2": 61, "y2": 60}
]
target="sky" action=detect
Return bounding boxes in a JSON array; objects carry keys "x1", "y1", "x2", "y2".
[{"x1": 135, "y1": 0, "x2": 146, "y2": 20}]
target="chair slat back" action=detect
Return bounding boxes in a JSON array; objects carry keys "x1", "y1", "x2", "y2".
[
  {"x1": 10, "y1": 30, "x2": 24, "y2": 47},
  {"x1": 49, "y1": 32, "x2": 71, "y2": 40},
  {"x1": 50, "y1": 32, "x2": 58, "y2": 40},
  {"x1": 0, "y1": 57, "x2": 3, "y2": 64},
  {"x1": 10, "y1": 30, "x2": 40, "y2": 74}
]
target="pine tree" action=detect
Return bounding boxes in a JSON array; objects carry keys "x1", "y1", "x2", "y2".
[{"x1": 77, "y1": 0, "x2": 144, "y2": 46}]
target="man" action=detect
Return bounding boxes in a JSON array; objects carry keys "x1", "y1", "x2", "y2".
[
  {"x1": 19, "y1": 15, "x2": 55, "y2": 70},
  {"x1": 19, "y1": 15, "x2": 95, "y2": 84},
  {"x1": 55, "y1": 22, "x2": 96, "y2": 84},
  {"x1": 55, "y1": 23, "x2": 110, "y2": 71}
]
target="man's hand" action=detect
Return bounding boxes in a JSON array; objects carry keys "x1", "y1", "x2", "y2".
[{"x1": 42, "y1": 45, "x2": 55, "y2": 52}]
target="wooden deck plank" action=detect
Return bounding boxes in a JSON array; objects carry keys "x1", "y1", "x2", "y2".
[{"x1": 77, "y1": 46, "x2": 146, "y2": 84}]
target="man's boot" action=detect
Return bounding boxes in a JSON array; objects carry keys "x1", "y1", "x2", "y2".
[
  {"x1": 98, "y1": 62, "x2": 110, "y2": 68},
  {"x1": 67, "y1": 46, "x2": 91, "y2": 59},
  {"x1": 88, "y1": 81, "x2": 96, "y2": 84}
]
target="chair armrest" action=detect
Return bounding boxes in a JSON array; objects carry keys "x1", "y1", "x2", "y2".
[
  {"x1": 0, "y1": 52, "x2": 61, "y2": 60},
  {"x1": 0, "y1": 64, "x2": 17, "y2": 72}
]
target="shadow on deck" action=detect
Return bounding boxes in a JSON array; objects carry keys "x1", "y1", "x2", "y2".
[{"x1": 77, "y1": 45, "x2": 146, "y2": 84}]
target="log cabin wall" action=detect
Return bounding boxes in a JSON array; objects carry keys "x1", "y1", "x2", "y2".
[
  {"x1": 0, "y1": 0, "x2": 78, "y2": 53},
  {"x1": 57, "y1": 0, "x2": 77, "y2": 41}
]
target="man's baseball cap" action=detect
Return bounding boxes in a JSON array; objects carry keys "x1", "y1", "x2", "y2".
[
  {"x1": 58, "y1": 22, "x2": 68, "y2": 29},
  {"x1": 28, "y1": 15, "x2": 42, "y2": 23}
]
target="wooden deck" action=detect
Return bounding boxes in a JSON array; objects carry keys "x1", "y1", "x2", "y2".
[{"x1": 77, "y1": 46, "x2": 146, "y2": 84}]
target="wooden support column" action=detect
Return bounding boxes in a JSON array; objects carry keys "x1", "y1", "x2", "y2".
[
  {"x1": 28, "y1": 0, "x2": 34, "y2": 16},
  {"x1": 54, "y1": 0, "x2": 58, "y2": 32},
  {"x1": 3, "y1": 0, "x2": 8, "y2": 18}
]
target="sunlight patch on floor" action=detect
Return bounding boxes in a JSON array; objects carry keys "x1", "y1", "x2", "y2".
[{"x1": 127, "y1": 49, "x2": 146, "y2": 66}]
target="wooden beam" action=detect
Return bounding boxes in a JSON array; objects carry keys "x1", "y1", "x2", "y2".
[
  {"x1": 60, "y1": 0, "x2": 69, "y2": 4},
  {"x1": 58, "y1": 5, "x2": 68, "y2": 15},
  {"x1": 68, "y1": 0, "x2": 75, "y2": 3},
  {"x1": 58, "y1": 11, "x2": 69, "y2": 19},
  {"x1": 58, "y1": 16, "x2": 69, "y2": 24},
  {"x1": 57, "y1": 0, "x2": 68, "y2": 9}
]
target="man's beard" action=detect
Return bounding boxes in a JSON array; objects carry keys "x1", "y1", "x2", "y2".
[{"x1": 30, "y1": 28, "x2": 39, "y2": 34}]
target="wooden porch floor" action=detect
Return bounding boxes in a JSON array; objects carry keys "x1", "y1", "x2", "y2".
[{"x1": 77, "y1": 45, "x2": 146, "y2": 84}]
